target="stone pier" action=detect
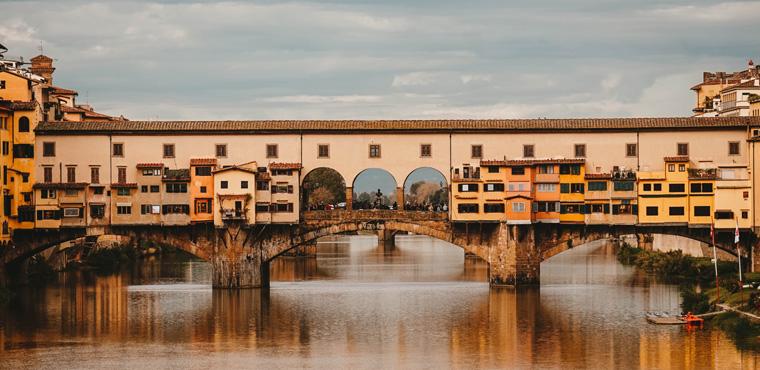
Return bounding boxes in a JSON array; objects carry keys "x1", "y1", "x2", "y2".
[
  {"x1": 488, "y1": 224, "x2": 540, "y2": 286},
  {"x1": 212, "y1": 225, "x2": 269, "y2": 289}
]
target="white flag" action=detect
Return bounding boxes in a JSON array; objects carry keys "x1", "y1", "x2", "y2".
[{"x1": 735, "y1": 218, "x2": 740, "y2": 244}]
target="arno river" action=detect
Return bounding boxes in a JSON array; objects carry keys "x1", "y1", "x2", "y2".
[{"x1": 1, "y1": 235, "x2": 758, "y2": 369}]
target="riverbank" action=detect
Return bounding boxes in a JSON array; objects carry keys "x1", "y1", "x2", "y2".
[{"x1": 617, "y1": 244, "x2": 760, "y2": 349}]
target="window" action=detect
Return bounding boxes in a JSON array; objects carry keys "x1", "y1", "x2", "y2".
[
  {"x1": 668, "y1": 183, "x2": 685, "y2": 193},
  {"x1": 90, "y1": 167, "x2": 100, "y2": 184},
  {"x1": 559, "y1": 164, "x2": 581, "y2": 175},
  {"x1": 694, "y1": 206, "x2": 710, "y2": 217},
  {"x1": 272, "y1": 203, "x2": 294, "y2": 213},
  {"x1": 678, "y1": 164, "x2": 685, "y2": 172},
  {"x1": 484, "y1": 203, "x2": 505, "y2": 213},
  {"x1": 200, "y1": 186, "x2": 207, "y2": 193},
  {"x1": 535, "y1": 201, "x2": 558, "y2": 212},
  {"x1": 669, "y1": 207, "x2": 685, "y2": 216},
  {"x1": 613, "y1": 181, "x2": 634, "y2": 191},
  {"x1": 256, "y1": 203, "x2": 270, "y2": 212},
  {"x1": 668, "y1": 164, "x2": 675, "y2": 172},
  {"x1": 21, "y1": 173, "x2": 29, "y2": 183},
  {"x1": 66, "y1": 189, "x2": 80, "y2": 197},
  {"x1": 744, "y1": 191, "x2": 750, "y2": 199},
  {"x1": 420, "y1": 144, "x2": 432, "y2": 157},
  {"x1": 487, "y1": 166, "x2": 499, "y2": 173},
  {"x1": 90, "y1": 204, "x2": 105, "y2": 219},
  {"x1": 43, "y1": 142, "x2": 55, "y2": 157},
  {"x1": 742, "y1": 210, "x2": 749, "y2": 219},
  {"x1": 536, "y1": 183, "x2": 556, "y2": 192},
  {"x1": 571, "y1": 183, "x2": 584, "y2": 193},
  {"x1": 271, "y1": 184, "x2": 294, "y2": 194},
  {"x1": 590, "y1": 204, "x2": 609, "y2": 214},
  {"x1": 18, "y1": 117, "x2": 30, "y2": 132},
  {"x1": 560, "y1": 183, "x2": 570, "y2": 193},
  {"x1": 318, "y1": 144, "x2": 330, "y2": 158},
  {"x1": 458, "y1": 184, "x2": 478, "y2": 192},
  {"x1": 117, "y1": 188, "x2": 130, "y2": 196},
  {"x1": 646, "y1": 206, "x2": 658, "y2": 216},
  {"x1": 484, "y1": 183, "x2": 505, "y2": 192},
  {"x1": 677, "y1": 143, "x2": 689, "y2": 156},
  {"x1": 714, "y1": 210, "x2": 734, "y2": 219},
  {"x1": 142, "y1": 168, "x2": 161, "y2": 176},
  {"x1": 588, "y1": 181, "x2": 607, "y2": 191},
  {"x1": 369, "y1": 144, "x2": 381, "y2": 158},
  {"x1": 537, "y1": 165, "x2": 554, "y2": 174},
  {"x1": 116, "y1": 205, "x2": 132, "y2": 215},
  {"x1": 195, "y1": 199, "x2": 212, "y2": 214},
  {"x1": 626, "y1": 143, "x2": 637, "y2": 157},
  {"x1": 112, "y1": 143, "x2": 124, "y2": 157},
  {"x1": 216, "y1": 144, "x2": 227, "y2": 158},
  {"x1": 574, "y1": 144, "x2": 586, "y2": 158},
  {"x1": 512, "y1": 202, "x2": 526, "y2": 212},
  {"x1": 141, "y1": 185, "x2": 148, "y2": 193},
  {"x1": 512, "y1": 167, "x2": 525, "y2": 175},
  {"x1": 0, "y1": 80, "x2": 4, "y2": 89},
  {"x1": 117, "y1": 167, "x2": 127, "y2": 183},
  {"x1": 62, "y1": 208, "x2": 81, "y2": 218},
  {"x1": 163, "y1": 144, "x2": 175, "y2": 158},
  {"x1": 653, "y1": 183, "x2": 662, "y2": 191},
  {"x1": 612, "y1": 203, "x2": 636, "y2": 215},
  {"x1": 266, "y1": 144, "x2": 278, "y2": 158},
  {"x1": 165, "y1": 183, "x2": 188, "y2": 193},
  {"x1": 195, "y1": 166, "x2": 212, "y2": 176},
  {"x1": 457, "y1": 204, "x2": 479, "y2": 213},
  {"x1": 40, "y1": 189, "x2": 56, "y2": 199},
  {"x1": 43, "y1": 167, "x2": 53, "y2": 183},
  {"x1": 241, "y1": 181, "x2": 249, "y2": 189},
  {"x1": 2, "y1": 141, "x2": 8, "y2": 156},
  {"x1": 256, "y1": 181, "x2": 269, "y2": 191},
  {"x1": 162, "y1": 204, "x2": 190, "y2": 214},
  {"x1": 271, "y1": 169, "x2": 293, "y2": 176},
  {"x1": 93, "y1": 188, "x2": 104, "y2": 195},
  {"x1": 140, "y1": 204, "x2": 160, "y2": 215},
  {"x1": 560, "y1": 204, "x2": 583, "y2": 214},
  {"x1": 523, "y1": 144, "x2": 534, "y2": 158},
  {"x1": 66, "y1": 166, "x2": 76, "y2": 183},
  {"x1": 13, "y1": 144, "x2": 33, "y2": 158},
  {"x1": 471, "y1": 145, "x2": 482, "y2": 158},
  {"x1": 36, "y1": 210, "x2": 60, "y2": 220},
  {"x1": 729, "y1": 141, "x2": 740, "y2": 155},
  {"x1": 220, "y1": 180, "x2": 228, "y2": 189},
  {"x1": 690, "y1": 183, "x2": 713, "y2": 193}
]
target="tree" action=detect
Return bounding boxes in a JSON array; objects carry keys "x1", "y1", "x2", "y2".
[{"x1": 303, "y1": 168, "x2": 345, "y2": 207}]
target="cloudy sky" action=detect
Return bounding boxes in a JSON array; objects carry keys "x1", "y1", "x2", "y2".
[{"x1": 1, "y1": 0, "x2": 758, "y2": 120}]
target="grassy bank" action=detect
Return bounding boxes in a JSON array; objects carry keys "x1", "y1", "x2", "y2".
[{"x1": 712, "y1": 311, "x2": 760, "y2": 350}]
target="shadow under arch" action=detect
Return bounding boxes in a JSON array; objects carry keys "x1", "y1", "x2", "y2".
[
  {"x1": 301, "y1": 167, "x2": 347, "y2": 210},
  {"x1": 352, "y1": 168, "x2": 398, "y2": 210},
  {"x1": 402, "y1": 167, "x2": 449, "y2": 211}
]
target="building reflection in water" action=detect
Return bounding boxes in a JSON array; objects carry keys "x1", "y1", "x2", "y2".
[{"x1": 0, "y1": 236, "x2": 758, "y2": 369}]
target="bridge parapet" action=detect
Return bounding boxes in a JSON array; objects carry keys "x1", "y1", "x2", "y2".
[{"x1": 302, "y1": 210, "x2": 448, "y2": 223}]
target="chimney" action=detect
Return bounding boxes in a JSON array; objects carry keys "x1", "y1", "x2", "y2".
[{"x1": 30, "y1": 54, "x2": 55, "y2": 84}]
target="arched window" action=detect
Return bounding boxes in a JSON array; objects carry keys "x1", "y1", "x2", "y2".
[{"x1": 18, "y1": 117, "x2": 30, "y2": 132}]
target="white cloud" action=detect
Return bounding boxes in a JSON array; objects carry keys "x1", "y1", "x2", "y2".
[
  {"x1": 392, "y1": 72, "x2": 440, "y2": 87},
  {"x1": 460, "y1": 74, "x2": 492, "y2": 84},
  {"x1": 601, "y1": 73, "x2": 622, "y2": 92}
]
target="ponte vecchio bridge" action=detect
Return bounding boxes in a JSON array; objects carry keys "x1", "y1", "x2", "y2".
[{"x1": 3, "y1": 117, "x2": 760, "y2": 288}]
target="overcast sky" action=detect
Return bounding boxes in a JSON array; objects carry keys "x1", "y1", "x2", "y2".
[{"x1": 1, "y1": 0, "x2": 758, "y2": 120}]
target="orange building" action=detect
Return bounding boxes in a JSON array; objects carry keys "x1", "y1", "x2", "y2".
[
  {"x1": 190, "y1": 158, "x2": 217, "y2": 223},
  {"x1": 533, "y1": 161, "x2": 561, "y2": 223},
  {"x1": 505, "y1": 160, "x2": 533, "y2": 224}
]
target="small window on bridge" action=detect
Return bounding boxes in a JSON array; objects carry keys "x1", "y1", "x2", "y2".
[
  {"x1": 588, "y1": 181, "x2": 607, "y2": 191},
  {"x1": 484, "y1": 183, "x2": 504, "y2": 192},
  {"x1": 714, "y1": 210, "x2": 734, "y2": 219},
  {"x1": 471, "y1": 145, "x2": 482, "y2": 159},
  {"x1": 523, "y1": 144, "x2": 534, "y2": 158},
  {"x1": 318, "y1": 144, "x2": 330, "y2": 158},
  {"x1": 729, "y1": 141, "x2": 740, "y2": 155},
  {"x1": 420, "y1": 144, "x2": 431, "y2": 157},
  {"x1": 458, "y1": 183, "x2": 478, "y2": 192},
  {"x1": 457, "y1": 203, "x2": 479, "y2": 213},
  {"x1": 369, "y1": 144, "x2": 381, "y2": 158},
  {"x1": 646, "y1": 206, "x2": 658, "y2": 216},
  {"x1": 653, "y1": 184, "x2": 662, "y2": 191},
  {"x1": 512, "y1": 166, "x2": 525, "y2": 175},
  {"x1": 668, "y1": 206, "x2": 685, "y2": 216},
  {"x1": 483, "y1": 203, "x2": 504, "y2": 213},
  {"x1": 693, "y1": 206, "x2": 710, "y2": 217},
  {"x1": 668, "y1": 183, "x2": 685, "y2": 193}
]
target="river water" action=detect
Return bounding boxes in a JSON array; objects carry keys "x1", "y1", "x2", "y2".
[{"x1": 1, "y1": 235, "x2": 758, "y2": 369}]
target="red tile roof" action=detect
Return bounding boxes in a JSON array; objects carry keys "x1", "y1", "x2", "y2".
[
  {"x1": 190, "y1": 158, "x2": 218, "y2": 166},
  {"x1": 664, "y1": 156, "x2": 689, "y2": 162},
  {"x1": 0, "y1": 100, "x2": 36, "y2": 111},
  {"x1": 34, "y1": 117, "x2": 760, "y2": 135},
  {"x1": 269, "y1": 162, "x2": 302, "y2": 170},
  {"x1": 46, "y1": 86, "x2": 78, "y2": 95},
  {"x1": 111, "y1": 182, "x2": 138, "y2": 188},
  {"x1": 136, "y1": 163, "x2": 164, "y2": 168}
]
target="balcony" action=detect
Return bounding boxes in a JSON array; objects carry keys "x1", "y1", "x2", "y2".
[
  {"x1": 688, "y1": 168, "x2": 717, "y2": 180},
  {"x1": 720, "y1": 100, "x2": 749, "y2": 111},
  {"x1": 221, "y1": 208, "x2": 247, "y2": 221}
]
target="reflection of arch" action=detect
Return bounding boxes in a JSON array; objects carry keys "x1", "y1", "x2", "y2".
[
  {"x1": 301, "y1": 167, "x2": 347, "y2": 210},
  {"x1": 402, "y1": 167, "x2": 449, "y2": 210},
  {"x1": 352, "y1": 168, "x2": 398, "y2": 209}
]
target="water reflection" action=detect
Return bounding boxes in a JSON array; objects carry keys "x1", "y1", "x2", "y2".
[{"x1": 0, "y1": 236, "x2": 758, "y2": 369}]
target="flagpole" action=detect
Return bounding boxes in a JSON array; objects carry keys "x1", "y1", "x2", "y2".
[
  {"x1": 736, "y1": 217, "x2": 743, "y2": 307},
  {"x1": 711, "y1": 219, "x2": 720, "y2": 305}
]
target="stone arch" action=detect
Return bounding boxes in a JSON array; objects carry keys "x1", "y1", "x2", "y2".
[
  {"x1": 352, "y1": 168, "x2": 398, "y2": 210},
  {"x1": 301, "y1": 167, "x2": 347, "y2": 210},
  {"x1": 402, "y1": 167, "x2": 449, "y2": 211},
  {"x1": 538, "y1": 226, "x2": 741, "y2": 262}
]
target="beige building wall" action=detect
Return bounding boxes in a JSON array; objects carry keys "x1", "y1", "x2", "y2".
[{"x1": 638, "y1": 130, "x2": 748, "y2": 172}]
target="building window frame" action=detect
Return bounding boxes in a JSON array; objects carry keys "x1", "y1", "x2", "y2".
[
  {"x1": 626, "y1": 143, "x2": 637, "y2": 157},
  {"x1": 574, "y1": 143, "x2": 586, "y2": 158},
  {"x1": 420, "y1": 144, "x2": 432, "y2": 158},
  {"x1": 369, "y1": 144, "x2": 381, "y2": 158},
  {"x1": 677, "y1": 143, "x2": 689, "y2": 156},
  {"x1": 523, "y1": 144, "x2": 535, "y2": 158},
  {"x1": 216, "y1": 144, "x2": 228, "y2": 158},
  {"x1": 112, "y1": 143, "x2": 124, "y2": 157},
  {"x1": 163, "y1": 143, "x2": 175, "y2": 158},
  {"x1": 471, "y1": 144, "x2": 483, "y2": 159},
  {"x1": 729, "y1": 141, "x2": 740, "y2": 156},
  {"x1": 42, "y1": 142, "x2": 55, "y2": 157},
  {"x1": 318, "y1": 144, "x2": 330, "y2": 158},
  {"x1": 266, "y1": 144, "x2": 278, "y2": 158}
]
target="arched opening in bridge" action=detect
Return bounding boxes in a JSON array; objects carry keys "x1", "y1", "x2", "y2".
[
  {"x1": 301, "y1": 167, "x2": 347, "y2": 210},
  {"x1": 403, "y1": 167, "x2": 448, "y2": 211},
  {"x1": 352, "y1": 168, "x2": 398, "y2": 210}
]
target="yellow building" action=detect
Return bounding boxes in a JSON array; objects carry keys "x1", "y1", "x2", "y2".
[
  {"x1": 451, "y1": 164, "x2": 485, "y2": 222},
  {"x1": 638, "y1": 156, "x2": 690, "y2": 224},
  {"x1": 751, "y1": 94, "x2": 760, "y2": 116},
  {"x1": 584, "y1": 173, "x2": 611, "y2": 225},
  {"x1": 714, "y1": 165, "x2": 752, "y2": 230},
  {"x1": 687, "y1": 167, "x2": 715, "y2": 227},
  {"x1": 558, "y1": 160, "x2": 585, "y2": 223},
  {"x1": 190, "y1": 158, "x2": 216, "y2": 223}
]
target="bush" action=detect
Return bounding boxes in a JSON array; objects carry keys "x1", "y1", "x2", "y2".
[{"x1": 680, "y1": 285, "x2": 710, "y2": 314}]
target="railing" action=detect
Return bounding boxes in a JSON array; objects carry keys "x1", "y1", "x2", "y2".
[
  {"x1": 721, "y1": 100, "x2": 749, "y2": 111},
  {"x1": 688, "y1": 168, "x2": 717, "y2": 179},
  {"x1": 221, "y1": 209, "x2": 246, "y2": 220},
  {"x1": 303, "y1": 209, "x2": 449, "y2": 222}
]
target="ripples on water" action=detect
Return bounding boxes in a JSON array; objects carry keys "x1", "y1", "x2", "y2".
[{"x1": 1, "y1": 235, "x2": 758, "y2": 369}]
